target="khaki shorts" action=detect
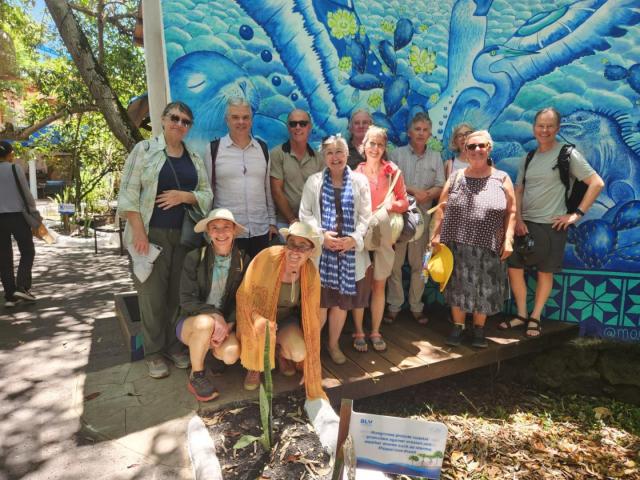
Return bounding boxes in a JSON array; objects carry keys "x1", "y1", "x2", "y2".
[
  {"x1": 372, "y1": 244, "x2": 395, "y2": 280},
  {"x1": 508, "y1": 221, "x2": 567, "y2": 273}
]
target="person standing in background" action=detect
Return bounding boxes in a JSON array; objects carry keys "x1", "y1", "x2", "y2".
[{"x1": 0, "y1": 141, "x2": 38, "y2": 308}]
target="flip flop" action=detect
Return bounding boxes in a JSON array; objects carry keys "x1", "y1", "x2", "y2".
[
  {"x1": 369, "y1": 333, "x2": 387, "y2": 352},
  {"x1": 352, "y1": 333, "x2": 368, "y2": 353},
  {"x1": 498, "y1": 314, "x2": 528, "y2": 330}
]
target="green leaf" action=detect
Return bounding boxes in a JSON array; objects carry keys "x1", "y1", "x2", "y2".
[{"x1": 233, "y1": 434, "x2": 261, "y2": 450}]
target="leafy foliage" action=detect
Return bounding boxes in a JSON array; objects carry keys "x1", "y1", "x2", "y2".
[{"x1": 1, "y1": 0, "x2": 146, "y2": 218}]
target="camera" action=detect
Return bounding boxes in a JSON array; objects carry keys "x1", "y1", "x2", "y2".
[{"x1": 515, "y1": 234, "x2": 535, "y2": 257}]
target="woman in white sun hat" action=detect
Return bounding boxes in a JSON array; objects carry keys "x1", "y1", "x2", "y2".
[
  {"x1": 176, "y1": 208, "x2": 249, "y2": 401},
  {"x1": 236, "y1": 221, "x2": 327, "y2": 400}
]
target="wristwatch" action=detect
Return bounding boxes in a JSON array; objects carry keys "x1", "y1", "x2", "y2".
[{"x1": 575, "y1": 208, "x2": 585, "y2": 217}]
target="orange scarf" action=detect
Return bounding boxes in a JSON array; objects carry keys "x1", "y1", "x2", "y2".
[{"x1": 236, "y1": 246, "x2": 327, "y2": 400}]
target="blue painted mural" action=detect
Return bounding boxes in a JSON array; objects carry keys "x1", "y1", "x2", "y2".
[{"x1": 162, "y1": 0, "x2": 640, "y2": 341}]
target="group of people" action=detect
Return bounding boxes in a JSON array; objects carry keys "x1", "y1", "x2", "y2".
[{"x1": 113, "y1": 99, "x2": 603, "y2": 402}]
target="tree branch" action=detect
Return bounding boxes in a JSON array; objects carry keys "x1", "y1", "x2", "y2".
[{"x1": 0, "y1": 105, "x2": 98, "y2": 141}]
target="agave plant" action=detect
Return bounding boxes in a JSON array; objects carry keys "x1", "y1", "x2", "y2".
[{"x1": 233, "y1": 321, "x2": 274, "y2": 451}]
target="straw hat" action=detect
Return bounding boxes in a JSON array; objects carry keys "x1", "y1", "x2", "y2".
[
  {"x1": 279, "y1": 222, "x2": 322, "y2": 257},
  {"x1": 194, "y1": 208, "x2": 246, "y2": 235},
  {"x1": 428, "y1": 244, "x2": 454, "y2": 292}
]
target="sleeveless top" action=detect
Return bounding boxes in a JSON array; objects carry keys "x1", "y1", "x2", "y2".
[{"x1": 440, "y1": 169, "x2": 508, "y2": 255}]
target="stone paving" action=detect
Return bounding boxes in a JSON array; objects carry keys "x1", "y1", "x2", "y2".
[{"x1": 0, "y1": 240, "x2": 196, "y2": 479}]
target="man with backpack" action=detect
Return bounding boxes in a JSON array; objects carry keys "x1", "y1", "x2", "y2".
[
  {"x1": 204, "y1": 97, "x2": 277, "y2": 258},
  {"x1": 503, "y1": 107, "x2": 604, "y2": 337}
]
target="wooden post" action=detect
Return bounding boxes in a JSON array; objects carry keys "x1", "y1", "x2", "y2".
[{"x1": 331, "y1": 398, "x2": 353, "y2": 480}]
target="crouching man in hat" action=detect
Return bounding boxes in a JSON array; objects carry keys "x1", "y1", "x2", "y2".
[{"x1": 177, "y1": 208, "x2": 250, "y2": 401}]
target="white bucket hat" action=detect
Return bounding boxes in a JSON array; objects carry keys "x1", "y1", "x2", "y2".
[
  {"x1": 279, "y1": 221, "x2": 322, "y2": 257},
  {"x1": 194, "y1": 208, "x2": 246, "y2": 235}
]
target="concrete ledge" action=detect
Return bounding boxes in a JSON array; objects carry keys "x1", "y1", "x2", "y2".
[
  {"x1": 187, "y1": 415, "x2": 223, "y2": 480},
  {"x1": 114, "y1": 291, "x2": 144, "y2": 361}
]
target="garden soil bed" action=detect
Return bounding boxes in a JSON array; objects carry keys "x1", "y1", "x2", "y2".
[
  {"x1": 202, "y1": 394, "x2": 332, "y2": 480},
  {"x1": 201, "y1": 358, "x2": 639, "y2": 479}
]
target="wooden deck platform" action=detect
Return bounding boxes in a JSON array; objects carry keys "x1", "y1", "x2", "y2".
[
  {"x1": 114, "y1": 293, "x2": 578, "y2": 407},
  {"x1": 319, "y1": 310, "x2": 578, "y2": 404}
]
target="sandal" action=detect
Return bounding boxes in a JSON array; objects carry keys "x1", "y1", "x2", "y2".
[
  {"x1": 412, "y1": 311, "x2": 429, "y2": 325},
  {"x1": 382, "y1": 310, "x2": 398, "y2": 324},
  {"x1": 498, "y1": 314, "x2": 528, "y2": 330},
  {"x1": 369, "y1": 333, "x2": 387, "y2": 352},
  {"x1": 352, "y1": 333, "x2": 368, "y2": 353},
  {"x1": 525, "y1": 317, "x2": 542, "y2": 338},
  {"x1": 327, "y1": 345, "x2": 347, "y2": 365}
]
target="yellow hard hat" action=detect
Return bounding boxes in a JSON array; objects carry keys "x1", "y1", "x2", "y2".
[{"x1": 428, "y1": 244, "x2": 454, "y2": 292}]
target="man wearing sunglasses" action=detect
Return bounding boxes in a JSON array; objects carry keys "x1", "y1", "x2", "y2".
[
  {"x1": 205, "y1": 97, "x2": 277, "y2": 258},
  {"x1": 270, "y1": 109, "x2": 323, "y2": 231}
]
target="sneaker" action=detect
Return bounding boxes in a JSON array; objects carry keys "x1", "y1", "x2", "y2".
[
  {"x1": 187, "y1": 371, "x2": 219, "y2": 402},
  {"x1": 471, "y1": 326, "x2": 488, "y2": 349},
  {"x1": 445, "y1": 324, "x2": 466, "y2": 347},
  {"x1": 244, "y1": 370, "x2": 261, "y2": 391},
  {"x1": 5, "y1": 297, "x2": 21, "y2": 308},
  {"x1": 163, "y1": 349, "x2": 191, "y2": 369},
  {"x1": 14, "y1": 289, "x2": 36, "y2": 302},
  {"x1": 146, "y1": 355, "x2": 170, "y2": 379}
]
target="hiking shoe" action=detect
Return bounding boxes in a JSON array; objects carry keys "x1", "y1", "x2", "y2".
[
  {"x1": 244, "y1": 370, "x2": 261, "y2": 391},
  {"x1": 146, "y1": 355, "x2": 170, "y2": 379},
  {"x1": 188, "y1": 371, "x2": 219, "y2": 402},
  {"x1": 164, "y1": 349, "x2": 191, "y2": 369},
  {"x1": 14, "y1": 289, "x2": 36, "y2": 302},
  {"x1": 471, "y1": 326, "x2": 488, "y2": 349},
  {"x1": 445, "y1": 324, "x2": 466, "y2": 347}
]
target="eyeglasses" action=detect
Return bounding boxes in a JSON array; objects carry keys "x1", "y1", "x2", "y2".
[
  {"x1": 455, "y1": 131, "x2": 472, "y2": 139},
  {"x1": 168, "y1": 114, "x2": 192, "y2": 127},
  {"x1": 466, "y1": 143, "x2": 488, "y2": 150},
  {"x1": 288, "y1": 120, "x2": 310, "y2": 128},
  {"x1": 286, "y1": 239, "x2": 314, "y2": 253}
]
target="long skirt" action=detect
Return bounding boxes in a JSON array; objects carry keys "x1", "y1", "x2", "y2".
[{"x1": 443, "y1": 242, "x2": 508, "y2": 315}]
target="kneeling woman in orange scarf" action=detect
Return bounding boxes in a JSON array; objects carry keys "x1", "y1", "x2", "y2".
[{"x1": 236, "y1": 222, "x2": 327, "y2": 400}]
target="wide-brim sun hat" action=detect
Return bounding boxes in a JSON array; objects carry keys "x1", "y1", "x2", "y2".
[
  {"x1": 279, "y1": 221, "x2": 322, "y2": 257},
  {"x1": 428, "y1": 244, "x2": 454, "y2": 292},
  {"x1": 194, "y1": 208, "x2": 247, "y2": 235}
]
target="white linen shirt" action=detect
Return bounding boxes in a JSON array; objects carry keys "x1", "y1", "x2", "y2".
[
  {"x1": 204, "y1": 134, "x2": 276, "y2": 238},
  {"x1": 299, "y1": 169, "x2": 372, "y2": 281}
]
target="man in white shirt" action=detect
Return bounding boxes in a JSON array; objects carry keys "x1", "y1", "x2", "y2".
[
  {"x1": 386, "y1": 112, "x2": 444, "y2": 324},
  {"x1": 204, "y1": 97, "x2": 277, "y2": 258}
]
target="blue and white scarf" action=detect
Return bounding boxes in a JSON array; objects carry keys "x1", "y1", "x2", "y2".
[{"x1": 319, "y1": 167, "x2": 357, "y2": 295}]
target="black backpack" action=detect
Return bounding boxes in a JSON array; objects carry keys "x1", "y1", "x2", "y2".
[{"x1": 523, "y1": 143, "x2": 587, "y2": 214}]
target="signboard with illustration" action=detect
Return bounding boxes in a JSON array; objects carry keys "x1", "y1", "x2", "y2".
[
  {"x1": 347, "y1": 409, "x2": 447, "y2": 478},
  {"x1": 162, "y1": 0, "x2": 640, "y2": 341}
]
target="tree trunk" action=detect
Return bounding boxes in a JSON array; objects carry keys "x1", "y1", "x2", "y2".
[{"x1": 44, "y1": 0, "x2": 143, "y2": 152}]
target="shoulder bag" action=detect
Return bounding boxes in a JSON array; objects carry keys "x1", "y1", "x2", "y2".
[
  {"x1": 11, "y1": 164, "x2": 54, "y2": 243},
  {"x1": 164, "y1": 150, "x2": 206, "y2": 250}
]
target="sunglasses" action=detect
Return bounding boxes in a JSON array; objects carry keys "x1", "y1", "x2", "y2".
[
  {"x1": 288, "y1": 120, "x2": 310, "y2": 128},
  {"x1": 455, "y1": 131, "x2": 472, "y2": 139},
  {"x1": 168, "y1": 114, "x2": 192, "y2": 127},
  {"x1": 286, "y1": 239, "x2": 314, "y2": 253},
  {"x1": 466, "y1": 143, "x2": 489, "y2": 150}
]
